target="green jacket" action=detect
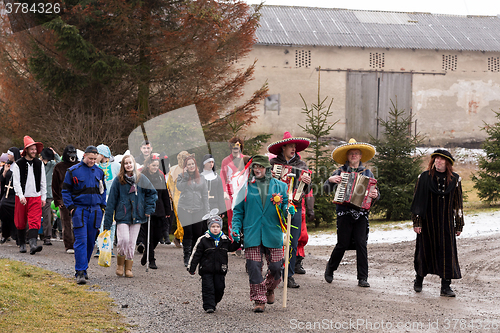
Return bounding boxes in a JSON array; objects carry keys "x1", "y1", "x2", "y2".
[{"x1": 231, "y1": 176, "x2": 289, "y2": 249}]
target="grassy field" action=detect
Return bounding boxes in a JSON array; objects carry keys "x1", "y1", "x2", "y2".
[{"x1": 0, "y1": 259, "x2": 128, "y2": 333}]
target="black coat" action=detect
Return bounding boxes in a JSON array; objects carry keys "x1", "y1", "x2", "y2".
[
  {"x1": 411, "y1": 170, "x2": 464, "y2": 280},
  {"x1": 142, "y1": 170, "x2": 172, "y2": 217},
  {"x1": 188, "y1": 232, "x2": 240, "y2": 276}
]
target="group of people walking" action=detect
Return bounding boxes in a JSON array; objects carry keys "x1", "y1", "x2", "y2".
[{"x1": 0, "y1": 132, "x2": 465, "y2": 312}]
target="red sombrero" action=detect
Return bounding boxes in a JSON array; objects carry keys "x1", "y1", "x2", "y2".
[
  {"x1": 21, "y1": 136, "x2": 43, "y2": 157},
  {"x1": 267, "y1": 132, "x2": 310, "y2": 155}
]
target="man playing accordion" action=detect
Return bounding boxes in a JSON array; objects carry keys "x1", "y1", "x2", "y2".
[{"x1": 323, "y1": 138, "x2": 379, "y2": 288}]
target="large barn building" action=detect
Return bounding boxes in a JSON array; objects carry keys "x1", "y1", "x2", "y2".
[{"x1": 240, "y1": 6, "x2": 500, "y2": 147}]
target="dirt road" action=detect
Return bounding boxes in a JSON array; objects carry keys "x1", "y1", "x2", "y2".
[{"x1": 1, "y1": 233, "x2": 499, "y2": 332}]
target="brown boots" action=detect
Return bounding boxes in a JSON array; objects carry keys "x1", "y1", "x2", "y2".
[
  {"x1": 125, "y1": 259, "x2": 133, "y2": 278},
  {"x1": 116, "y1": 255, "x2": 125, "y2": 276},
  {"x1": 116, "y1": 255, "x2": 134, "y2": 277}
]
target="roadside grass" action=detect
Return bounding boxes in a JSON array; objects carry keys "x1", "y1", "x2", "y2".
[{"x1": 0, "y1": 259, "x2": 128, "y2": 333}]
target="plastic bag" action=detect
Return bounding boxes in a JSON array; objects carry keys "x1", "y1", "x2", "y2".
[{"x1": 97, "y1": 230, "x2": 112, "y2": 267}]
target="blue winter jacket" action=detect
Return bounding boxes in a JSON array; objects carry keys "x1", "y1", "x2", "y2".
[
  {"x1": 103, "y1": 175, "x2": 157, "y2": 230},
  {"x1": 62, "y1": 161, "x2": 107, "y2": 212}
]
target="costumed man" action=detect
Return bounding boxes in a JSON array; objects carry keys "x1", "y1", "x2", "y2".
[
  {"x1": 52, "y1": 145, "x2": 79, "y2": 253},
  {"x1": 323, "y1": 139, "x2": 379, "y2": 287},
  {"x1": 40, "y1": 147, "x2": 60, "y2": 246},
  {"x1": 94, "y1": 144, "x2": 120, "y2": 257},
  {"x1": 11, "y1": 136, "x2": 46, "y2": 255},
  {"x1": 167, "y1": 151, "x2": 191, "y2": 248},
  {"x1": 268, "y1": 132, "x2": 312, "y2": 288},
  {"x1": 220, "y1": 137, "x2": 247, "y2": 242},
  {"x1": 231, "y1": 155, "x2": 294, "y2": 313},
  {"x1": 411, "y1": 149, "x2": 464, "y2": 297},
  {"x1": 62, "y1": 146, "x2": 107, "y2": 285},
  {"x1": 0, "y1": 147, "x2": 21, "y2": 245}
]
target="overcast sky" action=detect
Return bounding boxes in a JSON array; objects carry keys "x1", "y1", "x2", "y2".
[{"x1": 244, "y1": 0, "x2": 500, "y2": 16}]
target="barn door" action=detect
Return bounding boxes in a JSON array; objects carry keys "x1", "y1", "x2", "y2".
[{"x1": 346, "y1": 72, "x2": 412, "y2": 142}]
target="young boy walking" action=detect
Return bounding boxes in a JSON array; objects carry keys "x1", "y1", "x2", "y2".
[{"x1": 187, "y1": 213, "x2": 240, "y2": 313}]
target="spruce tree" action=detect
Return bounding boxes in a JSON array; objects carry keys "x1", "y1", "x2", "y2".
[
  {"x1": 370, "y1": 101, "x2": 424, "y2": 220},
  {"x1": 299, "y1": 69, "x2": 339, "y2": 227},
  {"x1": 472, "y1": 111, "x2": 500, "y2": 204}
]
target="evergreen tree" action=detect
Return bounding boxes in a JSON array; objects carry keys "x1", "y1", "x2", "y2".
[
  {"x1": 472, "y1": 111, "x2": 500, "y2": 204},
  {"x1": 299, "y1": 69, "x2": 339, "y2": 227},
  {"x1": 370, "y1": 101, "x2": 424, "y2": 220}
]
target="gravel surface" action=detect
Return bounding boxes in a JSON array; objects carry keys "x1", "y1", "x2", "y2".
[{"x1": 2, "y1": 234, "x2": 500, "y2": 333}]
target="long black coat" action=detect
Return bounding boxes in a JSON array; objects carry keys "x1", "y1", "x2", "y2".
[
  {"x1": 187, "y1": 232, "x2": 240, "y2": 276},
  {"x1": 411, "y1": 170, "x2": 464, "y2": 280}
]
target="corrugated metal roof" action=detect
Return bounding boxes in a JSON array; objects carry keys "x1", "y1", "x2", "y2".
[{"x1": 255, "y1": 6, "x2": 500, "y2": 52}]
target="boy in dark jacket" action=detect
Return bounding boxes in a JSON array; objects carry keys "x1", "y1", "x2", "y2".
[{"x1": 187, "y1": 212, "x2": 240, "y2": 313}]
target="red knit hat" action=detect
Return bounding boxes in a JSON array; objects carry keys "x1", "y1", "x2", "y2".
[{"x1": 21, "y1": 136, "x2": 43, "y2": 157}]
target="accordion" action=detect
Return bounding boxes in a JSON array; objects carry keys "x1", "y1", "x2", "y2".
[
  {"x1": 333, "y1": 172, "x2": 377, "y2": 210},
  {"x1": 292, "y1": 170, "x2": 311, "y2": 202},
  {"x1": 272, "y1": 164, "x2": 294, "y2": 186}
]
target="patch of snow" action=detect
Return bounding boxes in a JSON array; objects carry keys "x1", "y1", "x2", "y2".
[{"x1": 307, "y1": 210, "x2": 500, "y2": 246}]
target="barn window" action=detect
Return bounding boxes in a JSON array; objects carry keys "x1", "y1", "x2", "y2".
[
  {"x1": 488, "y1": 57, "x2": 500, "y2": 72},
  {"x1": 442, "y1": 55, "x2": 458, "y2": 71},
  {"x1": 295, "y1": 50, "x2": 311, "y2": 68},
  {"x1": 369, "y1": 53, "x2": 385, "y2": 69}
]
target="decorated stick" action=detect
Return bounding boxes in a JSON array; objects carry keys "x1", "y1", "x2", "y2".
[{"x1": 283, "y1": 173, "x2": 296, "y2": 308}]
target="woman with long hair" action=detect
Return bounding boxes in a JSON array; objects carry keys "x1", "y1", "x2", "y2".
[
  {"x1": 176, "y1": 155, "x2": 209, "y2": 266},
  {"x1": 103, "y1": 155, "x2": 157, "y2": 278},
  {"x1": 411, "y1": 149, "x2": 464, "y2": 297},
  {"x1": 139, "y1": 155, "x2": 171, "y2": 269}
]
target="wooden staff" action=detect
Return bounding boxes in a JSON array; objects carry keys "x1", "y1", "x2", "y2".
[{"x1": 283, "y1": 173, "x2": 296, "y2": 308}]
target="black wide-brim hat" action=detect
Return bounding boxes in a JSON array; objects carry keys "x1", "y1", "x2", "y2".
[{"x1": 431, "y1": 149, "x2": 455, "y2": 165}]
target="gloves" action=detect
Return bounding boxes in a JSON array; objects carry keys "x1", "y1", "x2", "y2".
[
  {"x1": 232, "y1": 231, "x2": 241, "y2": 243},
  {"x1": 288, "y1": 205, "x2": 296, "y2": 216}
]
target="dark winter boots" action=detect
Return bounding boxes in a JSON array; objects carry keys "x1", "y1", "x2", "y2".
[
  {"x1": 414, "y1": 274, "x2": 424, "y2": 292},
  {"x1": 18, "y1": 228, "x2": 27, "y2": 253},
  {"x1": 27, "y1": 229, "x2": 42, "y2": 255},
  {"x1": 295, "y1": 256, "x2": 306, "y2": 274},
  {"x1": 183, "y1": 239, "x2": 192, "y2": 267},
  {"x1": 324, "y1": 262, "x2": 334, "y2": 283},
  {"x1": 440, "y1": 279, "x2": 456, "y2": 297}
]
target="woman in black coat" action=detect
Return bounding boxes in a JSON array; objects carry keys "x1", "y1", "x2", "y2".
[
  {"x1": 140, "y1": 155, "x2": 172, "y2": 269},
  {"x1": 176, "y1": 155, "x2": 209, "y2": 266}
]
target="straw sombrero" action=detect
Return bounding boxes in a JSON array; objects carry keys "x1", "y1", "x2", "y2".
[
  {"x1": 267, "y1": 132, "x2": 310, "y2": 155},
  {"x1": 331, "y1": 138, "x2": 376, "y2": 164}
]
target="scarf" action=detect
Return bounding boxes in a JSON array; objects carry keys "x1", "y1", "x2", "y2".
[
  {"x1": 206, "y1": 230, "x2": 223, "y2": 246},
  {"x1": 125, "y1": 173, "x2": 137, "y2": 194}
]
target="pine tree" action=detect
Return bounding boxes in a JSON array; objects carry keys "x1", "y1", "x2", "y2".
[
  {"x1": 299, "y1": 69, "x2": 339, "y2": 227},
  {"x1": 370, "y1": 101, "x2": 424, "y2": 220},
  {"x1": 472, "y1": 111, "x2": 500, "y2": 204}
]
